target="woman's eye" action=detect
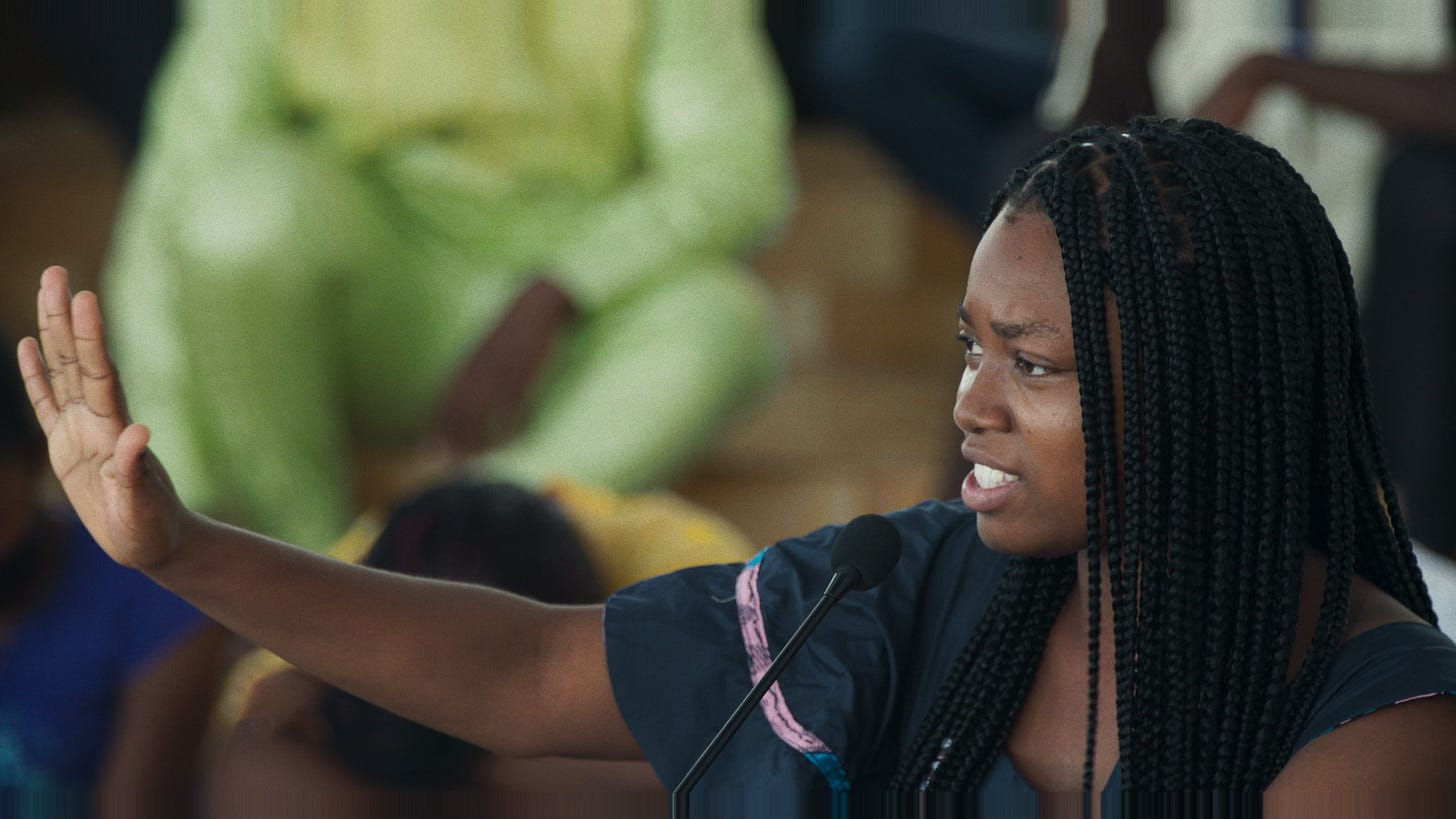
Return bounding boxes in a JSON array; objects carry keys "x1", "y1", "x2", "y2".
[{"x1": 1015, "y1": 358, "x2": 1051, "y2": 377}]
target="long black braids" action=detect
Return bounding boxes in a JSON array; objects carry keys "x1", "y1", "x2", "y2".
[
  {"x1": 888, "y1": 118, "x2": 1435, "y2": 815},
  {"x1": 1159, "y1": 124, "x2": 1305, "y2": 790},
  {"x1": 1133, "y1": 125, "x2": 1289, "y2": 791},
  {"x1": 1062, "y1": 150, "x2": 1119, "y2": 803}
]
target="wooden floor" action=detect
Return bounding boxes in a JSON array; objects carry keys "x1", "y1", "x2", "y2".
[{"x1": 0, "y1": 110, "x2": 977, "y2": 550}]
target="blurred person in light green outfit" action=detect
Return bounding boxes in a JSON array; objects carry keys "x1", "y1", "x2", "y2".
[{"x1": 103, "y1": 1, "x2": 793, "y2": 552}]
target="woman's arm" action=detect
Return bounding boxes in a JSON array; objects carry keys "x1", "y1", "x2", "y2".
[
  {"x1": 93, "y1": 623, "x2": 230, "y2": 818},
  {"x1": 15, "y1": 266, "x2": 640, "y2": 760},
  {"x1": 158, "y1": 517, "x2": 631, "y2": 758},
  {"x1": 1196, "y1": 55, "x2": 1456, "y2": 139}
]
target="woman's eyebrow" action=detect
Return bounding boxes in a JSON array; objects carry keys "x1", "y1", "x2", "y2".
[
  {"x1": 990, "y1": 319, "x2": 1062, "y2": 340},
  {"x1": 958, "y1": 306, "x2": 1062, "y2": 340}
]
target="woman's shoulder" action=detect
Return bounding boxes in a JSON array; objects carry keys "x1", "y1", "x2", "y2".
[
  {"x1": 1270, "y1": 616, "x2": 1456, "y2": 813},
  {"x1": 602, "y1": 500, "x2": 984, "y2": 807},
  {"x1": 1291, "y1": 570, "x2": 1456, "y2": 757},
  {"x1": 1309, "y1": 621, "x2": 1456, "y2": 737}
]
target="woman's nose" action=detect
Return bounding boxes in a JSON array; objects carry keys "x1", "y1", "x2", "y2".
[{"x1": 953, "y1": 364, "x2": 1011, "y2": 435}]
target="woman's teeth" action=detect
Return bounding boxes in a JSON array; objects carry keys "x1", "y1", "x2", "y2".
[{"x1": 974, "y1": 463, "x2": 1021, "y2": 489}]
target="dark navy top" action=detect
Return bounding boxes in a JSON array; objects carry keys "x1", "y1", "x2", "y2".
[{"x1": 605, "y1": 500, "x2": 1456, "y2": 818}]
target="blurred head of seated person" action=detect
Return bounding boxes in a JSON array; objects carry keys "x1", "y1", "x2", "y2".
[
  {"x1": 208, "y1": 481, "x2": 660, "y2": 818},
  {"x1": 325, "y1": 480, "x2": 602, "y2": 789},
  {"x1": 0, "y1": 326, "x2": 222, "y2": 819}
]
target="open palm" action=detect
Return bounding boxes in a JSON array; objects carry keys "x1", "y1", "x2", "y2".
[{"x1": 15, "y1": 266, "x2": 185, "y2": 569}]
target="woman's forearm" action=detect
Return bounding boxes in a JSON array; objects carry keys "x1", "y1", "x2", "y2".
[{"x1": 150, "y1": 512, "x2": 629, "y2": 758}]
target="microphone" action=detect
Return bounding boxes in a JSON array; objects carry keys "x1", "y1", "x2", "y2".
[{"x1": 670, "y1": 514, "x2": 903, "y2": 819}]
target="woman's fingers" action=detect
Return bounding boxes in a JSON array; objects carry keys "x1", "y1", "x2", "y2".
[
  {"x1": 37, "y1": 266, "x2": 82, "y2": 409},
  {"x1": 72, "y1": 290, "x2": 128, "y2": 425},
  {"x1": 112, "y1": 423, "x2": 152, "y2": 488},
  {"x1": 29, "y1": 267, "x2": 129, "y2": 431},
  {"x1": 16, "y1": 336, "x2": 59, "y2": 434}
]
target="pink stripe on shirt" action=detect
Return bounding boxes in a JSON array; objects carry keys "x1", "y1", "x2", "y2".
[{"x1": 735, "y1": 560, "x2": 832, "y2": 755}]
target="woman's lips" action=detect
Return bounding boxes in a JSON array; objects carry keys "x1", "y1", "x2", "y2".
[{"x1": 960, "y1": 464, "x2": 1024, "y2": 512}]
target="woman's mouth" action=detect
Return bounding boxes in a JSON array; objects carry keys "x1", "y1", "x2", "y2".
[{"x1": 961, "y1": 463, "x2": 1023, "y2": 512}]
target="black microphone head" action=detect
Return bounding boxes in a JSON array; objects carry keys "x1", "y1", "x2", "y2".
[{"x1": 830, "y1": 514, "x2": 902, "y2": 591}]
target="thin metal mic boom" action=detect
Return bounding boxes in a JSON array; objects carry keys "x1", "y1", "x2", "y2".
[{"x1": 670, "y1": 514, "x2": 901, "y2": 818}]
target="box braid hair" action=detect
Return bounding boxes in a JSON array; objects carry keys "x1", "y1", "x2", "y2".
[{"x1": 887, "y1": 118, "x2": 1435, "y2": 814}]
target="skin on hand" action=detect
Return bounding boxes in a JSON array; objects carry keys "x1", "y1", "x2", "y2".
[
  {"x1": 16, "y1": 266, "x2": 191, "y2": 571},
  {"x1": 1194, "y1": 54, "x2": 1280, "y2": 128},
  {"x1": 426, "y1": 276, "x2": 577, "y2": 458}
]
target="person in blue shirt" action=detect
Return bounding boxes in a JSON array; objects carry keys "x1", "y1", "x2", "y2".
[
  {"x1": 0, "y1": 328, "x2": 225, "y2": 818},
  {"x1": 16, "y1": 118, "x2": 1456, "y2": 817}
]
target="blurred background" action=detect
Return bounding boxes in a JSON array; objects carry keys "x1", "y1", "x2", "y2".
[
  {"x1": 1, "y1": 0, "x2": 1454, "y2": 816},
  {"x1": 4, "y1": 0, "x2": 1452, "y2": 550}
]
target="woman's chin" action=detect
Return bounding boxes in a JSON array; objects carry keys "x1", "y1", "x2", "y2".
[{"x1": 974, "y1": 518, "x2": 1083, "y2": 559}]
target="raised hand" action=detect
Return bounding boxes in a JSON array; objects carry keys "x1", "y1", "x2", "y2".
[{"x1": 15, "y1": 266, "x2": 188, "y2": 570}]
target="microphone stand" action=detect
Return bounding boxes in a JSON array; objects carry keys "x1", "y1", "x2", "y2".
[{"x1": 670, "y1": 570, "x2": 858, "y2": 819}]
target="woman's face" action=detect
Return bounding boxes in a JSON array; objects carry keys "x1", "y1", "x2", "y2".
[{"x1": 954, "y1": 206, "x2": 1089, "y2": 557}]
